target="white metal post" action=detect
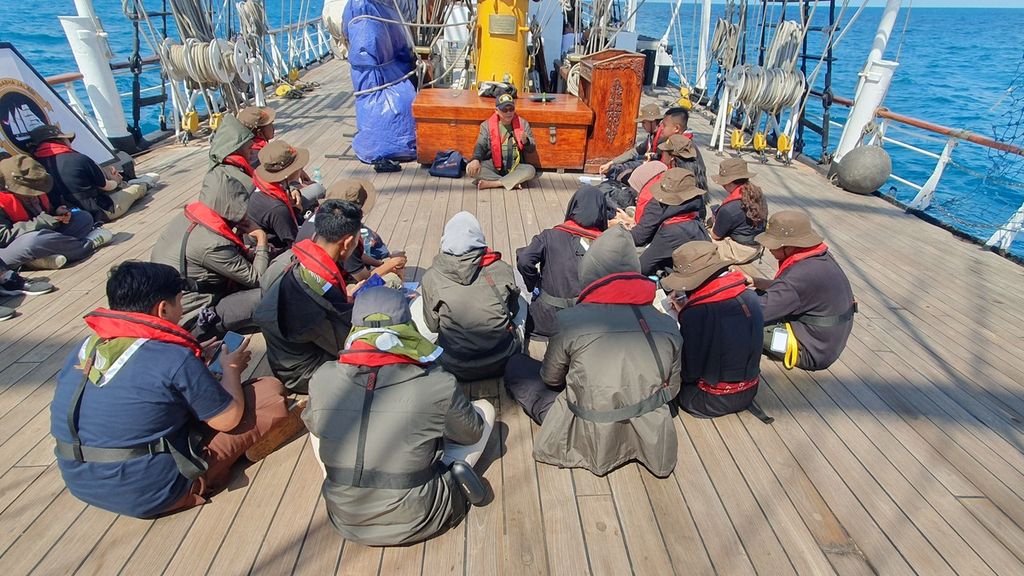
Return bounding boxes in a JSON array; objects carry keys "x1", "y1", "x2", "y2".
[
  {"x1": 987, "y1": 203, "x2": 1024, "y2": 252},
  {"x1": 695, "y1": 0, "x2": 713, "y2": 91},
  {"x1": 908, "y1": 137, "x2": 957, "y2": 210},
  {"x1": 625, "y1": 0, "x2": 638, "y2": 33},
  {"x1": 833, "y1": 0, "x2": 902, "y2": 163}
]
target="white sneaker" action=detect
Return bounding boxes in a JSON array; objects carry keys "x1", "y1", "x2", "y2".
[
  {"x1": 126, "y1": 172, "x2": 160, "y2": 187},
  {"x1": 86, "y1": 227, "x2": 114, "y2": 249},
  {"x1": 24, "y1": 255, "x2": 68, "y2": 270}
]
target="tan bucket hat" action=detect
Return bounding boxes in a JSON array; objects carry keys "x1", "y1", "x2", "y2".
[
  {"x1": 711, "y1": 157, "x2": 754, "y2": 185},
  {"x1": 255, "y1": 140, "x2": 310, "y2": 183},
  {"x1": 635, "y1": 103, "x2": 661, "y2": 123},
  {"x1": 661, "y1": 241, "x2": 732, "y2": 293},
  {"x1": 755, "y1": 210, "x2": 824, "y2": 250},
  {"x1": 657, "y1": 133, "x2": 697, "y2": 160},
  {"x1": 654, "y1": 168, "x2": 704, "y2": 206},
  {"x1": 0, "y1": 154, "x2": 52, "y2": 196},
  {"x1": 326, "y1": 179, "x2": 376, "y2": 215},
  {"x1": 236, "y1": 106, "x2": 277, "y2": 130},
  {"x1": 627, "y1": 160, "x2": 668, "y2": 192}
]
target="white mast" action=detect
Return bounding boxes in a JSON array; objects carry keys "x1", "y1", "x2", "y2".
[
  {"x1": 695, "y1": 0, "x2": 712, "y2": 91},
  {"x1": 60, "y1": 0, "x2": 135, "y2": 152},
  {"x1": 833, "y1": 0, "x2": 902, "y2": 163}
]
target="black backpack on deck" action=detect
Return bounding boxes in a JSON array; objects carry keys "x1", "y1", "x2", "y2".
[{"x1": 429, "y1": 150, "x2": 466, "y2": 178}]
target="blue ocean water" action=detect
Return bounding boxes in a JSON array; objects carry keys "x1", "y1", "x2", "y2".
[{"x1": 3, "y1": 2, "x2": 1023, "y2": 255}]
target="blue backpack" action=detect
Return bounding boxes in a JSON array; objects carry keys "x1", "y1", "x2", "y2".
[{"x1": 429, "y1": 150, "x2": 466, "y2": 178}]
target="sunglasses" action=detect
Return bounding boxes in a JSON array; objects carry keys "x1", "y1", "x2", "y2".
[{"x1": 498, "y1": 106, "x2": 515, "y2": 112}]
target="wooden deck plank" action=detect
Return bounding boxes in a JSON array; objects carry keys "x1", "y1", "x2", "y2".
[
  {"x1": 605, "y1": 464, "x2": 674, "y2": 575},
  {"x1": 638, "y1": 464, "x2": 716, "y2": 575},
  {"x1": 499, "y1": 385, "x2": 549, "y2": 576},
  {"x1": 576, "y1": 495, "x2": 632, "y2": 576},
  {"x1": 71, "y1": 515, "x2": 154, "y2": 576},
  {"x1": 535, "y1": 464, "x2": 589, "y2": 576},
  {"x1": 290, "y1": 496, "x2": 344, "y2": 575}
]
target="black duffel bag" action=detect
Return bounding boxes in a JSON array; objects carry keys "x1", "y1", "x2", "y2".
[{"x1": 429, "y1": 150, "x2": 467, "y2": 178}]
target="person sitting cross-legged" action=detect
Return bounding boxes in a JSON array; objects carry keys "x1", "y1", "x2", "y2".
[
  {"x1": 304, "y1": 286, "x2": 496, "y2": 546},
  {"x1": 49, "y1": 261, "x2": 295, "y2": 518},
  {"x1": 150, "y1": 169, "x2": 270, "y2": 339},
  {"x1": 505, "y1": 227, "x2": 682, "y2": 477},
  {"x1": 254, "y1": 199, "x2": 363, "y2": 394},
  {"x1": 708, "y1": 158, "x2": 768, "y2": 266},
  {"x1": 247, "y1": 140, "x2": 311, "y2": 250},
  {"x1": 748, "y1": 211, "x2": 856, "y2": 371},
  {"x1": 0, "y1": 154, "x2": 112, "y2": 270},
  {"x1": 29, "y1": 125, "x2": 147, "y2": 223},
  {"x1": 466, "y1": 94, "x2": 537, "y2": 191},
  {"x1": 415, "y1": 211, "x2": 525, "y2": 381},
  {"x1": 662, "y1": 242, "x2": 763, "y2": 418}
]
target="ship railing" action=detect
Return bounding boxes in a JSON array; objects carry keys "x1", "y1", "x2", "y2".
[
  {"x1": 804, "y1": 93, "x2": 1024, "y2": 252},
  {"x1": 43, "y1": 16, "x2": 332, "y2": 139}
]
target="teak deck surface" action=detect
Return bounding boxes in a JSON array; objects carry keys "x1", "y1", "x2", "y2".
[{"x1": 2, "y1": 57, "x2": 1024, "y2": 576}]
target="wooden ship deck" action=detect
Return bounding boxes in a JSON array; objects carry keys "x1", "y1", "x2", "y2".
[{"x1": 2, "y1": 57, "x2": 1024, "y2": 576}]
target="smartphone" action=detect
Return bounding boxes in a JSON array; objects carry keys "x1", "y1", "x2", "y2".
[
  {"x1": 770, "y1": 326, "x2": 790, "y2": 354},
  {"x1": 208, "y1": 331, "x2": 245, "y2": 375}
]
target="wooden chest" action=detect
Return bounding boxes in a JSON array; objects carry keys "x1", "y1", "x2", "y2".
[
  {"x1": 412, "y1": 89, "x2": 594, "y2": 170},
  {"x1": 577, "y1": 49, "x2": 647, "y2": 173}
]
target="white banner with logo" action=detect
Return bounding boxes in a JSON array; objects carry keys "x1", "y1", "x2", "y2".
[{"x1": 0, "y1": 42, "x2": 116, "y2": 165}]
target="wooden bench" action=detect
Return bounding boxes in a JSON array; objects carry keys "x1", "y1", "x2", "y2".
[{"x1": 411, "y1": 89, "x2": 593, "y2": 170}]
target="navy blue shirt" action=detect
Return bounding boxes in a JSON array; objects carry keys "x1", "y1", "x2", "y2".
[{"x1": 50, "y1": 339, "x2": 233, "y2": 518}]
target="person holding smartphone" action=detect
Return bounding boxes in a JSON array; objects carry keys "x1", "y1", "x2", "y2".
[
  {"x1": 49, "y1": 261, "x2": 295, "y2": 518},
  {"x1": 0, "y1": 154, "x2": 112, "y2": 270}
]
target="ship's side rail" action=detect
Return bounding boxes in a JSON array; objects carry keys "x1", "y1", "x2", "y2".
[{"x1": 805, "y1": 94, "x2": 1024, "y2": 252}]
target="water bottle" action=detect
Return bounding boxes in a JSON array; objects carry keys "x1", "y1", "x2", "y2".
[{"x1": 312, "y1": 167, "x2": 322, "y2": 183}]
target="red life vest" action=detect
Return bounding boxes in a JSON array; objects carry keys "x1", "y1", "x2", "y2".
[
  {"x1": 251, "y1": 135, "x2": 268, "y2": 153},
  {"x1": 83, "y1": 308, "x2": 203, "y2": 357},
  {"x1": 661, "y1": 211, "x2": 698, "y2": 227},
  {"x1": 487, "y1": 112, "x2": 524, "y2": 172},
  {"x1": 222, "y1": 153, "x2": 255, "y2": 178},
  {"x1": 634, "y1": 172, "x2": 664, "y2": 223},
  {"x1": 183, "y1": 202, "x2": 248, "y2": 251},
  {"x1": 33, "y1": 141, "x2": 75, "y2": 158},
  {"x1": 577, "y1": 272, "x2": 656, "y2": 305},
  {"x1": 292, "y1": 239, "x2": 347, "y2": 294},
  {"x1": 775, "y1": 243, "x2": 829, "y2": 279},
  {"x1": 682, "y1": 271, "x2": 748, "y2": 310},
  {"x1": 252, "y1": 172, "x2": 298, "y2": 226},
  {"x1": 720, "y1": 183, "x2": 744, "y2": 207},
  {"x1": 554, "y1": 220, "x2": 602, "y2": 240},
  {"x1": 0, "y1": 191, "x2": 50, "y2": 223},
  {"x1": 481, "y1": 248, "x2": 502, "y2": 267},
  {"x1": 339, "y1": 341, "x2": 423, "y2": 367}
]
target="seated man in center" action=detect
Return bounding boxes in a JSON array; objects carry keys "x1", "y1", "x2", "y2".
[
  {"x1": 466, "y1": 94, "x2": 537, "y2": 191},
  {"x1": 304, "y1": 286, "x2": 495, "y2": 546},
  {"x1": 505, "y1": 227, "x2": 682, "y2": 478},
  {"x1": 247, "y1": 140, "x2": 311, "y2": 250},
  {"x1": 254, "y1": 199, "x2": 363, "y2": 394},
  {"x1": 418, "y1": 211, "x2": 523, "y2": 381},
  {"x1": 628, "y1": 167, "x2": 711, "y2": 276}
]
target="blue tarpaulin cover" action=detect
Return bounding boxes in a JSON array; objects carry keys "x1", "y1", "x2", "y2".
[{"x1": 343, "y1": 0, "x2": 418, "y2": 163}]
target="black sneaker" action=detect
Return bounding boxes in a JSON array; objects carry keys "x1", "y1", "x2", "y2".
[{"x1": 0, "y1": 271, "x2": 55, "y2": 296}]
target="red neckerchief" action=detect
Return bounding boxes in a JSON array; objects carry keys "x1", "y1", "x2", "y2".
[
  {"x1": 292, "y1": 239, "x2": 347, "y2": 293},
  {"x1": 488, "y1": 112, "x2": 524, "y2": 172},
  {"x1": 662, "y1": 212, "x2": 698, "y2": 226},
  {"x1": 720, "y1": 183, "x2": 744, "y2": 207},
  {"x1": 0, "y1": 191, "x2": 50, "y2": 223},
  {"x1": 775, "y1": 243, "x2": 829, "y2": 279},
  {"x1": 251, "y1": 135, "x2": 268, "y2": 152},
  {"x1": 184, "y1": 202, "x2": 248, "y2": 252},
  {"x1": 252, "y1": 172, "x2": 297, "y2": 226},
  {"x1": 339, "y1": 341, "x2": 423, "y2": 367},
  {"x1": 647, "y1": 124, "x2": 663, "y2": 155},
  {"x1": 33, "y1": 141, "x2": 75, "y2": 158},
  {"x1": 682, "y1": 271, "x2": 748, "y2": 310},
  {"x1": 481, "y1": 248, "x2": 502, "y2": 267},
  {"x1": 554, "y1": 220, "x2": 602, "y2": 240},
  {"x1": 577, "y1": 272, "x2": 656, "y2": 305},
  {"x1": 222, "y1": 153, "x2": 254, "y2": 177},
  {"x1": 84, "y1": 308, "x2": 202, "y2": 357},
  {"x1": 634, "y1": 172, "x2": 664, "y2": 223}
]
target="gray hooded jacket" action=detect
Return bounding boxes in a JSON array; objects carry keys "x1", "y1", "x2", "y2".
[
  {"x1": 304, "y1": 360, "x2": 484, "y2": 545},
  {"x1": 150, "y1": 170, "x2": 269, "y2": 323},
  {"x1": 421, "y1": 212, "x2": 521, "y2": 381},
  {"x1": 202, "y1": 115, "x2": 255, "y2": 206},
  {"x1": 533, "y1": 226, "x2": 682, "y2": 477}
]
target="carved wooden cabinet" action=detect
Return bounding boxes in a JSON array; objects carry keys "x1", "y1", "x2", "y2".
[{"x1": 577, "y1": 49, "x2": 646, "y2": 173}]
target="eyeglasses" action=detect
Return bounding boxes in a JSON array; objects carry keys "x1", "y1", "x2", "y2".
[{"x1": 499, "y1": 106, "x2": 515, "y2": 112}]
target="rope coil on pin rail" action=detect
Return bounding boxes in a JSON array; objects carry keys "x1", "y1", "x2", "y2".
[{"x1": 161, "y1": 37, "x2": 252, "y2": 87}]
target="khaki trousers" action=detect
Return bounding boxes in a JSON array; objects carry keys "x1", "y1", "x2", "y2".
[
  {"x1": 475, "y1": 160, "x2": 536, "y2": 190},
  {"x1": 103, "y1": 183, "x2": 148, "y2": 221}
]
